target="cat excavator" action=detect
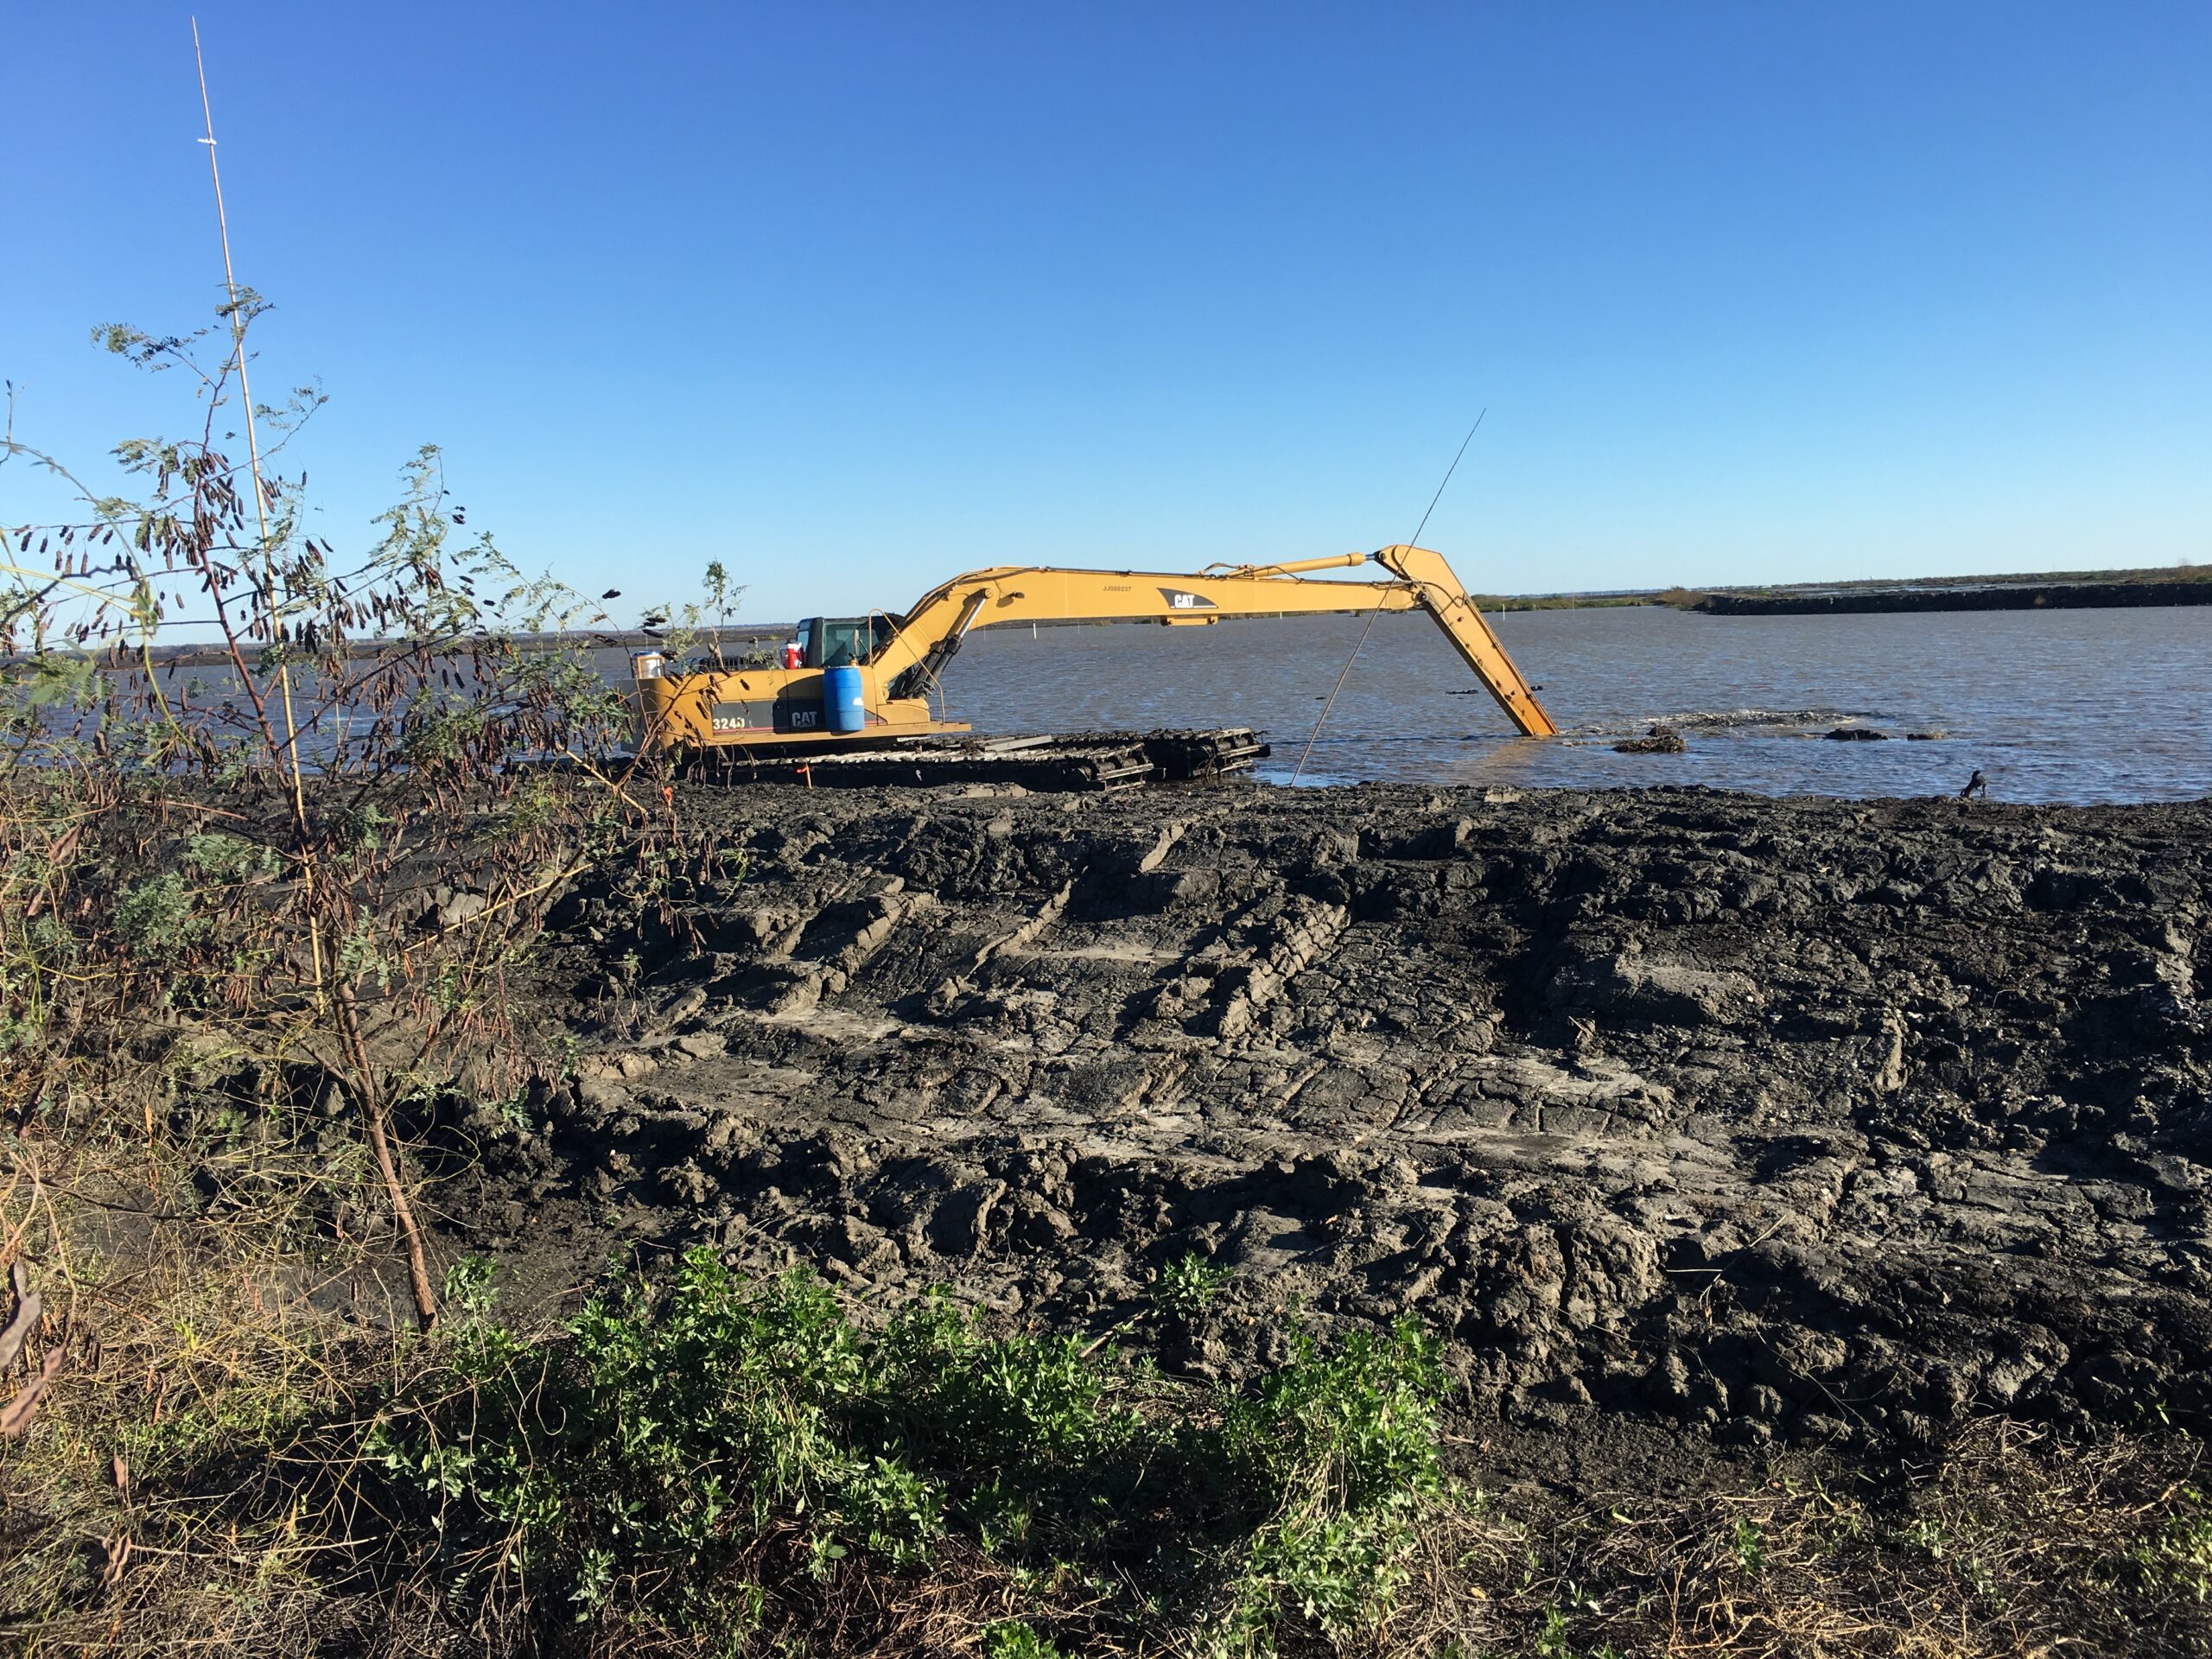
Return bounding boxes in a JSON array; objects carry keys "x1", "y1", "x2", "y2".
[{"x1": 631, "y1": 543, "x2": 1557, "y2": 781}]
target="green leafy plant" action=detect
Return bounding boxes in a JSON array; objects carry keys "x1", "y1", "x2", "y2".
[
  {"x1": 2127, "y1": 1489, "x2": 2212, "y2": 1601},
  {"x1": 1153, "y1": 1250, "x2": 1230, "y2": 1319},
  {"x1": 985, "y1": 1620, "x2": 1071, "y2": 1659},
  {"x1": 442, "y1": 1254, "x2": 500, "y2": 1319},
  {"x1": 112, "y1": 873, "x2": 206, "y2": 964},
  {"x1": 372, "y1": 1249, "x2": 1458, "y2": 1655},
  {"x1": 182, "y1": 830, "x2": 276, "y2": 881},
  {"x1": 1732, "y1": 1516, "x2": 1765, "y2": 1573},
  {"x1": 659, "y1": 557, "x2": 750, "y2": 671},
  {"x1": 1200, "y1": 1316, "x2": 1446, "y2": 1653}
]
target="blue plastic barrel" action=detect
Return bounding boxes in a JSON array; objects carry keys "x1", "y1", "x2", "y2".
[{"x1": 823, "y1": 665, "x2": 867, "y2": 734}]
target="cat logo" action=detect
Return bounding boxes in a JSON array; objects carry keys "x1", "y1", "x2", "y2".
[{"x1": 1157, "y1": 587, "x2": 1217, "y2": 611}]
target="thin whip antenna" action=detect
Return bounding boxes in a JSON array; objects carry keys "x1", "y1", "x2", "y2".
[
  {"x1": 1406, "y1": 408, "x2": 1487, "y2": 555},
  {"x1": 194, "y1": 16, "x2": 320, "y2": 987},
  {"x1": 193, "y1": 18, "x2": 269, "y2": 556},
  {"x1": 1289, "y1": 409, "x2": 1485, "y2": 785}
]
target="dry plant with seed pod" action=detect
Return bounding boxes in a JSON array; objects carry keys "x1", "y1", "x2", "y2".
[{"x1": 1, "y1": 295, "x2": 665, "y2": 1332}]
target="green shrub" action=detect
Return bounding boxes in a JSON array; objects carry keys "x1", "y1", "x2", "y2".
[
  {"x1": 1214, "y1": 1317, "x2": 1444, "y2": 1510},
  {"x1": 1201, "y1": 1318, "x2": 1446, "y2": 1653},
  {"x1": 1153, "y1": 1250, "x2": 1230, "y2": 1319},
  {"x1": 182, "y1": 830, "x2": 276, "y2": 881},
  {"x1": 112, "y1": 872, "x2": 205, "y2": 963},
  {"x1": 371, "y1": 1247, "x2": 1455, "y2": 1654},
  {"x1": 879, "y1": 1289, "x2": 1139, "y2": 1479}
]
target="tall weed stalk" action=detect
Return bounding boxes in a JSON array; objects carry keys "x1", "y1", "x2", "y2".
[{"x1": 1, "y1": 299, "x2": 660, "y2": 1328}]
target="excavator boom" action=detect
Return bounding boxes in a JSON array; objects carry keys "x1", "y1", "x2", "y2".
[{"x1": 633, "y1": 543, "x2": 1557, "y2": 753}]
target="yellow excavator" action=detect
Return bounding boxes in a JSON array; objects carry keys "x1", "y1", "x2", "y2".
[{"x1": 632, "y1": 543, "x2": 1558, "y2": 762}]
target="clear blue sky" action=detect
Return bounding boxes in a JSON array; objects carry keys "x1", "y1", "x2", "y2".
[{"x1": 8, "y1": 2, "x2": 2208, "y2": 624}]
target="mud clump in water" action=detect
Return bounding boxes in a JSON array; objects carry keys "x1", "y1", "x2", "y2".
[
  {"x1": 1615, "y1": 724, "x2": 1688, "y2": 753},
  {"x1": 468, "y1": 782, "x2": 2211, "y2": 1454}
]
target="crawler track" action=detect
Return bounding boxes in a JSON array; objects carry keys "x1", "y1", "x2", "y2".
[{"x1": 684, "y1": 728, "x2": 1268, "y2": 791}]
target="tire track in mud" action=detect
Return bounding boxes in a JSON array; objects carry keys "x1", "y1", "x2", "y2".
[{"x1": 489, "y1": 783, "x2": 2212, "y2": 1451}]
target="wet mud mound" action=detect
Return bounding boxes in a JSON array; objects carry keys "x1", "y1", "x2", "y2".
[{"x1": 480, "y1": 783, "x2": 2210, "y2": 1452}]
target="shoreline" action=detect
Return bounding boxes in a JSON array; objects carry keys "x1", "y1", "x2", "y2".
[
  {"x1": 1694, "y1": 576, "x2": 2212, "y2": 615},
  {"x1": 40, "y1": 568, "x2": 2212, "y2": 671}
]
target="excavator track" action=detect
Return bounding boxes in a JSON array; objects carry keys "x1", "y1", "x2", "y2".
[{"x1": 681, "y1": 728, "x2": 1268, "y2": 792}]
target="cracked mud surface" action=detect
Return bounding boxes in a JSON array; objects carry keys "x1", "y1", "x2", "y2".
[{"x1": 454, "y1": 782, "x2": 2212, "y2": 1453}]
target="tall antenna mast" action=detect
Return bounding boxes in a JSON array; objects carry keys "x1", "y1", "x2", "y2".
[
  {"x1": 193, "y1": 16, "x2": 318, "y2": 987},
  {"x1": 192, "y1": 16, "x2": 270, "y2": 557}
]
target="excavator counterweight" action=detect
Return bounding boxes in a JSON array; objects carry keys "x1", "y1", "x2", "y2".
[{"x1": 632, "y1": 544, "x2": 1558, "y2": 763}]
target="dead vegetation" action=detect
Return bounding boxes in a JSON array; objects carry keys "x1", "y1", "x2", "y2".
[{"x1": 1473, "y1": 1422, "x2": 2212, "y2": 1656}]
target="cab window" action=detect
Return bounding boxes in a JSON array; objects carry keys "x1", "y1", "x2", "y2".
[{"x1": 807, "y1": 617, "x2": 885, "y2": 667}]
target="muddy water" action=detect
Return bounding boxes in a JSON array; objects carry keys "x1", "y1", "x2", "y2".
[{"x1": 930, "y1": 602, "x2": 2212, "y2": 804}]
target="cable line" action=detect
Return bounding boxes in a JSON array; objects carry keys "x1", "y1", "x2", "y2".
[{"x1": 1289, "y1": 410, "x2": 1485, "y2": 785}]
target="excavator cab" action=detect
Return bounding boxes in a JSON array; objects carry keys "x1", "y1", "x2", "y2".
[{"x1": 798, "y1": 616, "x2": 893, "y2": 668}]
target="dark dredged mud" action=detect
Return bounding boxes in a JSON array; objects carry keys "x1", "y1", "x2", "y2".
[{"x1": 446, "y1": 782, "x2": 2211, "y2": 1456}]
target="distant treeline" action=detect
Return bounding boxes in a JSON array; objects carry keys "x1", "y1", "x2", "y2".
[
  {"x1": 1675, "y1": 564, "x2": 2211, "y2": 617},
  {"x1": 1694, "y1": 580, "x2": 2212, "y2": 617}
]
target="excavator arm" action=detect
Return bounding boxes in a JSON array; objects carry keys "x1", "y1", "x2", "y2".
[
  {"x1": 634, "y1": 543, "x2": 1556, "y2": 752},
  {"x1": 872, "y1": 545, "x2": 1558, "y2": 736}
]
